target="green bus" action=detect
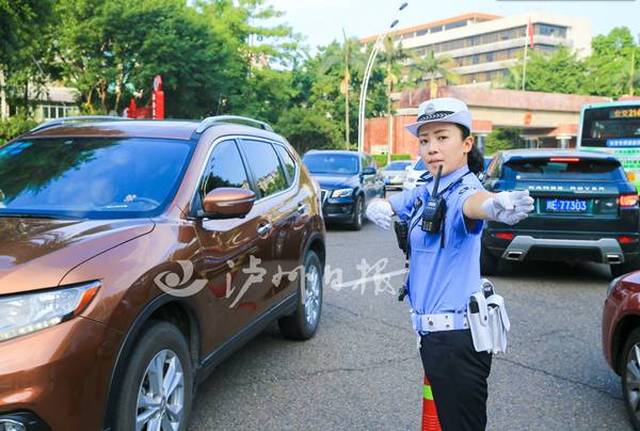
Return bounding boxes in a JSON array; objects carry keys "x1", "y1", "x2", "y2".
[{"x1": 578, "y1": 100, "x2": 640, "y2": 190}]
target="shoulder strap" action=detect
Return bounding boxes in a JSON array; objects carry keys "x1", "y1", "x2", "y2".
[{"x1": 437, "y1": 171, "x2": 472, "y2": 198}]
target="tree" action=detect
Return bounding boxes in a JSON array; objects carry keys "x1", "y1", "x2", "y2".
[
  {"x1": 406, "y1": 51, "x2": 459, "y2": 98},
  {"x1": 275, "y1": 38, "x2": 387, "y2": 152},
  {"x1": 275, "y1": 106, "x2": 342, "y2": 154},
  {"x1": 503, "y1": 27, "x2": 640, "y2": 98},
  {"x1": 484, "y1": 128, "x2": 524, "y2": 155},
  {"x1": 505, "y1": 46, "x2": 588, "y2": 94},
  {"x1": 51, "y1": 0, "x2": 301, "y2": 118},
  {"x1": 201, "y1": 0, "x2": 303, "y2": 121},
  {"x1": 585, "y1": 27, "x2": 640, "y2": 97},
  {"x1": 53, "y1": 0, "x2": 239, "y2": 116},
  {"x1": 0, "y1": 0, "x2": 57, "y2": 111}
]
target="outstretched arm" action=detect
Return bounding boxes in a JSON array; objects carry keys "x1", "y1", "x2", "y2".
[{"x1": 463, "y1": 190, "x2": 534, "y2": 224}]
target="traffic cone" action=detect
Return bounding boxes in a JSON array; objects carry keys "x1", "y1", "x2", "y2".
[{"x1": 422, "y1": 376, "x2": 442, "y2": 431}]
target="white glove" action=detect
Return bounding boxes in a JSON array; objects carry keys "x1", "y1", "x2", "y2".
[
  {"x1": 481, "y1": 190, "x2": 534, "y2": 225},
  {"x1": 365, "y1": 199, "x2": 394, "y2": 230}
]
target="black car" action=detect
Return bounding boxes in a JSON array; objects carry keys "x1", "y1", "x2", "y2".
[
  {"x1": 303, "y1": 150, "x2": 385, "y2": 229},
  {"x1": 481, "y1": 149, "x2": 640, "y2": 278}
]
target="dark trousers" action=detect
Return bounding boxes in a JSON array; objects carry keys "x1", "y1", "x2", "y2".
[{"x1": 419, "y1": 329, "x2": 492, "y2": 431}]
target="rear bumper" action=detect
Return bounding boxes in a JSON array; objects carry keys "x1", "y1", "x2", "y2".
[
  {"x1": 503, "y1": 236, "x2": 625, "y2": 264},
  {"x1": 483, "y1": 230, "x2": 640, "y2": 264}
]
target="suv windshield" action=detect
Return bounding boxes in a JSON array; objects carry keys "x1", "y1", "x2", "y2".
[
  {"x1": 0, "y1": 137, "x2": 194, "y2": 219},
  {"x1": 504, "y1": 157, "x2": 624, "y2": 181},
  {"x1": 303, "y1": 153, "x2": 359, "y2": 175},
  {"x1": 384, "y1": 161, "x2": 411, "y2": 171},
  {"x1": 414, "y1": 159, "x2": 426, "y2": 170}
]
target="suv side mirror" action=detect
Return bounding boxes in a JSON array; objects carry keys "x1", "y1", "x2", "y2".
[
  {"x1": 362, "y1": 166, "x2": 376, "y2": 176},
  {"x1": 199, "y1": 188, "x2": 255, "y2": 219}
]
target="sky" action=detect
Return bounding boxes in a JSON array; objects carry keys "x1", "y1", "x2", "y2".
[{"x1": 266, "y1": 0, "x2": 640, "y2": 51}]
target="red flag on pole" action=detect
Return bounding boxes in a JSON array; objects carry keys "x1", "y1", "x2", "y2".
[{"x1": 528, "y1": 17, "x2": 534, "y2": 48}]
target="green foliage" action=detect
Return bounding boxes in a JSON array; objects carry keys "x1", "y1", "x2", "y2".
[
  {"x1": 274, "y1": 37, "x2": 389, "y2": 152},
  {"x1": 372, "y1": 154, "x2": 387, "y2": 168},
  {"x1": 484, "y1": 128, "x2": 524, "y2": 155},
  {"x1": 505, "y1": 27, "x2": 640, "y2": 98},
  {"x1": 506, "y1": 46, "x2": 587, "y2": 94},
  {"x1": 371, "y1": 153, "x2": 412, "y2": 168},
  {"x1": 0, "y1": 110, "x2": 37, "y2": 145},
  {"x1": 405, "y1": 50, "x2": 459, "y2": 97},
  {"x1": 275, "y1": 107, "x2": 343, "y2": 155},
  {"x1": 0, "y1": 0, "x2": 57, "y2": 108}
]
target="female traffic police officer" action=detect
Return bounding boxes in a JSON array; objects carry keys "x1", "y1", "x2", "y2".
[{"x1": 366, "y1": 97, "x2": 534, "y2": 430}]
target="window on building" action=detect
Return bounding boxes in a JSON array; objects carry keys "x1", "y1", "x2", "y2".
[
  {"x1": 536, "y1": 24, "x2": 568, "y2": 38},
  {"x1": 444, "y1": 21, "x2": 466, "y2": 31},
  {"x1": 39, "y1": 104, "x2": 77, "y2": 120},
  {"x1": 417, "y1": 29, "x2": 428, "y2": 37}
]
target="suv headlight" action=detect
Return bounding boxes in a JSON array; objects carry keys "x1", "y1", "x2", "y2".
[
  {"x1": 0, "y1": 281, "x2": 100, "y2": 342},
  {"x1": 331, "y1": 188, "x2": 353, "y2": 198}
]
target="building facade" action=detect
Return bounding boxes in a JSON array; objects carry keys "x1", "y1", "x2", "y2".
[
  {"x1": 364, "y1": 86, "x2": 610, "y2": 157},
  {"x1": 361, "y1": 12, "x2": 592, "y2": 86}
]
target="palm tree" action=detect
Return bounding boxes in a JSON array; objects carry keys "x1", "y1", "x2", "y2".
[
  {"x1": 319, "y1": 37, "x2": 366, "y2": 149},
  {"x1": 406, "y1": 51, "x2": 460, "y2": 99}
]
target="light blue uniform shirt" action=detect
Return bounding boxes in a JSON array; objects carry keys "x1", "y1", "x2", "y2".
[{"x1": 389, "y1": 165, "x2": 485, "y2": 316}]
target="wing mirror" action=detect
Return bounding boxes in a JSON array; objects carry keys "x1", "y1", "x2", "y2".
[{"x1": 199, "y1": 187, "x2": 255, "y2": 219}]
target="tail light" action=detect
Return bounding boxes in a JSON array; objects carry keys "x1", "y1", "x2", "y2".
[
  {"x1": 550, "y1": 157, "x2": 580, "y2": 163},
  {"x1": 618, "y1": 193, "x2": 639, "y2": 207},
  {"x1": 618, "y1": 236, "x2": 638, "y2": 244},
  {"x1": 495, "y1": 232, "x2": 514, "y2": 241}
]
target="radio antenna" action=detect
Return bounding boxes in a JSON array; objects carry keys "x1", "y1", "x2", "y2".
[{"x1": 432, "y1": 165, "x2": 443, "y2": 195}]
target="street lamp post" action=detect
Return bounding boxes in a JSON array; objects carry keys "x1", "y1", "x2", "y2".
[{"x1": 357, "y1": 2, "x2": 408, "y2": 154}]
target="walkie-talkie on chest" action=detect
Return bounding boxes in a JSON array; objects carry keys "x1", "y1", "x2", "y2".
[{"x1": 421, "y1": 165, "x2": 446, "y2": 233}]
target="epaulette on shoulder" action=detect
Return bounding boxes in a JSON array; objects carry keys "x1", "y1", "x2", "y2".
[{"x1": 419, "y1": 172, "x2": 433, "y2": 182}]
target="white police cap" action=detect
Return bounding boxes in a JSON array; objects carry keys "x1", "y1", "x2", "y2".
[{"x1": 405, "y1": 97, "x2": 472, "y2": 137}]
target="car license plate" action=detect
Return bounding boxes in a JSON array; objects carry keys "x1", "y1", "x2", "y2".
[{"x1": 545, "y1": 198, "x2": 588, "y2": 213}]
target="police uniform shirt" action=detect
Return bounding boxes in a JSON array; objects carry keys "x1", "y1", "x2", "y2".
[{"x1": 388, "y1": 165, "x2": 485, "y2": 316}]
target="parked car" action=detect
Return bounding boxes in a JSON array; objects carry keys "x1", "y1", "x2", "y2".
[
  {"x1": 381, "y1": 160, "x2": 412, "y2": 190},
  {"x1": 302, "y1": 150, "x2": 385, "y2": 230},
  {"x1": 603, "y1": 271, "x2": 640, "y2": 430},
  {"x1": 481, "y1": 149, "x2": 640, "y2": 278},
  {"x1": 402, "y1": 158, "x2": 428, "y2": 191},
  {"x1": 0, "y1": 115, "x2": 326, "y2": 431}
]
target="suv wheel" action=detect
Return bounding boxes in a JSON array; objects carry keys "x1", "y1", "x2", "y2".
[
  {"x1": 621, "y1": 327, "x2": 640, "y2": 430},
  {"x1": 480, "y1": 244, "x2": 500, "y2": 276},
  {"x1": 350, "y1": 196, "x2": 364, "y2": 230},
  {"x1": 113, "y1": 321, "x2": 193, "y2": 431},
  {"x1": 278, "y1": 250, "x2": 323, "y2": 340}
]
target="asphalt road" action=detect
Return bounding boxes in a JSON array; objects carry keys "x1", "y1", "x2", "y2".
[{"x1": 188, "y1": 208, "x2": 631, "y2": 430}]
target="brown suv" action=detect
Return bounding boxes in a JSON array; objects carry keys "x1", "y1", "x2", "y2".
[{"x1": 0, "y1": 116, "x2": 326, "y2": 431}]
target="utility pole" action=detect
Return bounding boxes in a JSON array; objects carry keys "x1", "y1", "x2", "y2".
[
  {"x1": 387, "y1": 62, "x2": 393, "y2": 165},
  {"x1": 358, "y1": 2, "x2": 408, "y2": 154},
  {"x1": 343, "y1": 28, "x2": 350, "y2": 149}
]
